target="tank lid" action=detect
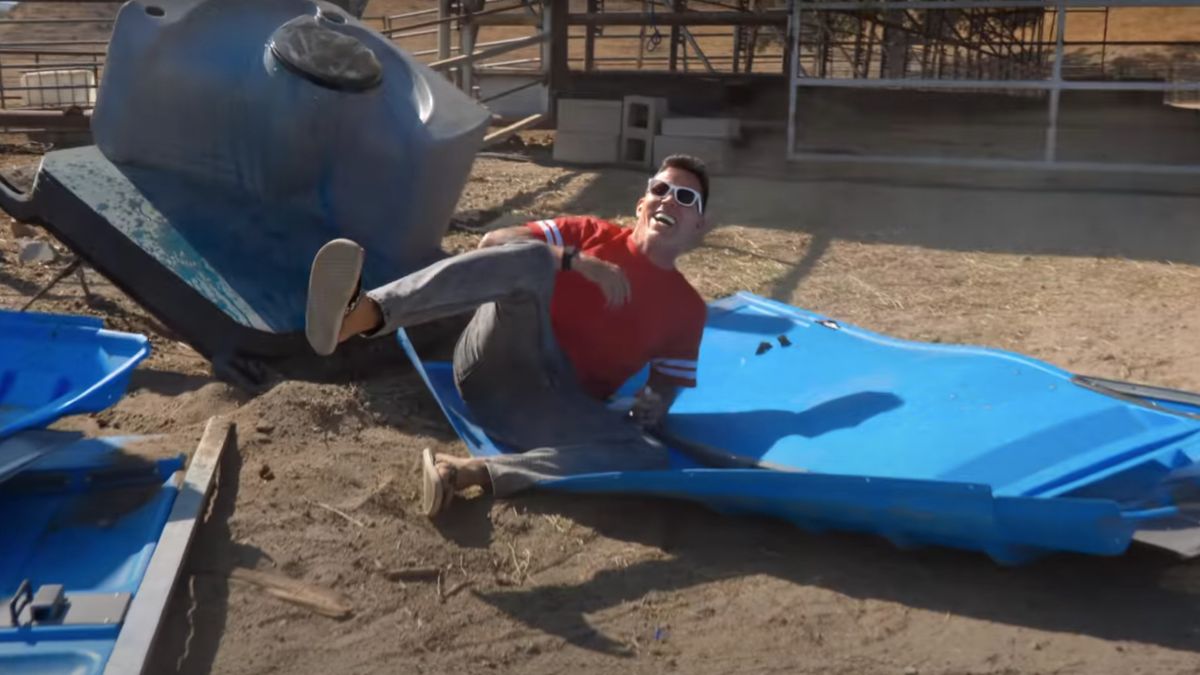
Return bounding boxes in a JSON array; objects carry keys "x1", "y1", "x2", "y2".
[{"x1": 269, "y1": 17, "x2": 383, "y2": 92}]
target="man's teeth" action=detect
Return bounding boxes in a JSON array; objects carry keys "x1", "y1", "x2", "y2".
[{"x1": 653, "y1": 213, "x2": 676, "y2": 226}]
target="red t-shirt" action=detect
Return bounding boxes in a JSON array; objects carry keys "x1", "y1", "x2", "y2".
[{"x1": 526, "y1": 216, "x2": 707, "y2": 400}]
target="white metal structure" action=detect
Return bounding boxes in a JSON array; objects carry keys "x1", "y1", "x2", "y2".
[{"x1": 786, "y1": 0, "x2": 1200, "y2": 173}]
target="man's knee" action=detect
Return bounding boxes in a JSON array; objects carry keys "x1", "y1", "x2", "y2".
[
  {"x1": 501, "y1": 239, "x2": 556, "y2": 270},
  {"x1": 488, "y1": 239, "x2": 556, "y2": 294}
]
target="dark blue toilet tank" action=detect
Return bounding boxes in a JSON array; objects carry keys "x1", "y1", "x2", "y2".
[{"x1": 92, "y1": 0, "x2": 490, "y2": 272}]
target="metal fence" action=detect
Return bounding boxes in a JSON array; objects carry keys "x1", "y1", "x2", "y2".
[
  {"x1": 786, "y1": 0, "x2": 1200, "y2": 174},
  {"x1": 0, "y1": 9, "x2": 109, "y2": 117},
  {"x1": 0, "y1": 1, "x2": 546, "y2": 128},
  {"x1": 0, "y1": 0, "x2": 788, "y2": 124}
]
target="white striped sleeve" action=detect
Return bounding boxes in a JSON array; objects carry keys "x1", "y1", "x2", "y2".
[
  {"x1": 651, "y1": 358, "x2": 698, "y2": 384},
  {"x1": 533, "y1": 219, "x2": 563, "y2": 247}
]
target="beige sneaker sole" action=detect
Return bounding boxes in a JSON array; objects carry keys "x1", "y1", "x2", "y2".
[
  {"x1": 421, "y1": 448, "x2": 452, "y2": 518},
  {"x1": 305, "y1": 239, "x2": 364, "y2": 356}
]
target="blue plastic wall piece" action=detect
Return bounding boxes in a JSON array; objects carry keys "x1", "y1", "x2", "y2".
[
  {"x1": 0, "y1": 310, "x2": 149, "y2": 445},
  {"x1": 0, "y1": 432, "x2": 184, "y2": 674},
  {"x1": 396, "y1": 293, "x2": 1200, "y2": 563}
]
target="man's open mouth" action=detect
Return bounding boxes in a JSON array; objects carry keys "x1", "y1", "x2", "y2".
[{"x1": 653, "y1": 213, "x2": 676, "y2": 227}]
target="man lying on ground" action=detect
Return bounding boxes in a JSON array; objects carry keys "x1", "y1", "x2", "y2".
[{"x1": 305, "y1": 154, "x2": 712, "y2": 516}]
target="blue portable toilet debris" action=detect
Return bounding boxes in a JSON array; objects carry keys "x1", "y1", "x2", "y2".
[
  {"x1": 0, "y1": 310, "x2": 149, "y2": 450},
  {"x1": 0, "y1": 431, "x2": 187, "y2": 675},
  {"x1": 0, "y1": 0, "x2": 490, "y2": 382},
  {"x1": 0, "y1": 310, "x2": 225, "y2": 675},
  {"x1": 399, "y1": 293, "x2": 1200, "y2": 565}
]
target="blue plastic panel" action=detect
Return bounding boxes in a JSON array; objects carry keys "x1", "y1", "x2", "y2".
[
  {"x1": 670, "y1": 294, "x2": 1200, "y2": 497},
  {"x1": 0, "y1": 311, "x2": 149, "y2": 445},
  {"x1": 0, "y1": 432, "x2": 184, "y2": 674},
  {"x1": 396, "y1": 293, "x2": 1200, "y2": 563}
]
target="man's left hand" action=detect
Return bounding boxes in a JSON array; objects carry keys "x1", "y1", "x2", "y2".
[{"x1": 630, "y1": 386, "x2": 669, "y2": 429}]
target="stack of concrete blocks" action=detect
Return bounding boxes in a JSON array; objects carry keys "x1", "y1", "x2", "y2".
[
  {"x1": 619, "y1": 95, "x2": 669, "y2": 168},
  {"x1": 654, "y1": 117, "x2": 742, "y2": 173},
  {"x1": 552, "y1": 98, "x2": 623, "y2": 164},
  {"x1": 552, "y1": 95, "x2": 672, "y2": 168}
]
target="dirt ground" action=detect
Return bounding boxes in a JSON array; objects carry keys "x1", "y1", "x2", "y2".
[
  {"x1": 4, "y1": 132, "x2": 1200, "y2": 674},
  {"x1": 1, "y1": 1, "x2": 1200, "y2": 673}
]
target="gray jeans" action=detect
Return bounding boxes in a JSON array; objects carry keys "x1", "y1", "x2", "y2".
[{"x1": 364, "y1": 240, "x2": 669, "y2": 497}]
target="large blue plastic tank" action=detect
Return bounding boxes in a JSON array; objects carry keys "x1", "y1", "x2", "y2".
[
  {"x1": 0, "y1": 0, "x2": 490, "y2": 373},
  {"x1": 92, "y1": 0, "x2": 489, "y2": 269}
]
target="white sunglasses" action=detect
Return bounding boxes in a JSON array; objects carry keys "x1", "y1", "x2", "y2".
[{"x1": 647, "y1": 178, "x2": 704, "y2": 214}]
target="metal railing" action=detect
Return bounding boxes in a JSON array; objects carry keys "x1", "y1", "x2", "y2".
[
  {"x1": 378, "y1": 0, "x2": 549, "y2": 101},
  {"x1": 786, "y1": 0, "x2": 1200, "y2": 174},
  {"x1": 0, "y1": 1, "x2": 790, "y2": 127},
  {"x1": 0, "y1": 0, "x2": 549, "y2": 128},
  {"x1": 0, "y1": 7, "x2": 109, "y2": 127}
]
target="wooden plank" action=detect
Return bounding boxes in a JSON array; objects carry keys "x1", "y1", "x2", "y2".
[
  {"x1": 382, "y1": 1, "x2": 527, "y2": 34},
  {"x1": 226, "y1": 568, "x2": 353, "y2": 619},
  {"x1": 428, "y1": 33, "x2": 547, "y2": 71},
  {"x1": 0, "y1": 109, "x2": 91, "y2": 130},
  {"x1": 472, "y1": 14, "x2": 541, "y2": 26},
  {"x1": 103, "y1": 417, "x2": 234, "y2": 675},
  {"x1": 482, "y1": 113, "x2": 545, "y2": 147}
]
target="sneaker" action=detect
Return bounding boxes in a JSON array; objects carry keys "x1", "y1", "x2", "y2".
[{"x1": 305, "y1": 238, "x2": 364, "y2": 356}]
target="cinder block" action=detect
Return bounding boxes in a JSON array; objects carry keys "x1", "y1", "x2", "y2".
[
  {"x1": 661, "y1": 117, "x2": 742, "y2": 140},
  {"x1": 557, "y1": 98, "x2": 623, "y2": 134},
  {"x1": 617, "y1": 135, "x2": 652, "y2": 167},
  {"x1": 554, "y1": 130, "x2": 621, "y2": 165},
  {"x1": 653, "y1": 134, "x2": 732, "y2": 173},
  {"x1": 622, "y1": 95, "x2": 669, "y2": 135},
  {"x1": 620, "y1": 96, "x2": 669, "y2": 167}
]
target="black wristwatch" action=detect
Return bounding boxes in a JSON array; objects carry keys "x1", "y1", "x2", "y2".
[{"x1": 561, "y1": 246, "x2": 579, "y2": 271}]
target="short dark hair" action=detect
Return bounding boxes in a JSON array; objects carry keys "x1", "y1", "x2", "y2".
[{"x1": 657, "y1": 154, "x2": 709, "y2": 208}]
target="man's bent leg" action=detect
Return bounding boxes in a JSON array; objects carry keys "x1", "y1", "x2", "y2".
[
  {"x1": 308, "y1": 239, "x2": 557, "y2": 355},
  {"x1": 410, "y1": 243, "x2": 669, "y2": 498},
  {"x1": 451, "y1": 283, "x2": 662, "y2": 464},
  {"x1": 484, "y1": 436, "x2": 670, "y2": 497},
  {"x1": 455, "y1": 366, "x2": 672, "y2": 496},
  {"x1": 363, "y1": 240, "x2": 557, "y2": 338},
  {"x1": 452, "y1": 295, "x2": 570, "y2": 418}
]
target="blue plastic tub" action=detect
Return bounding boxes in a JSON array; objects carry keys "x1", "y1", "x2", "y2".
[
  {"x1": 0, "y1": 312, "x2": 185, "y2": 675},
  {"x1": 0, "y1": 310, "x2": 149, "y2": 444},
  {"x1": 0, "y1": 432, "x2": 183, "y2": 674}
]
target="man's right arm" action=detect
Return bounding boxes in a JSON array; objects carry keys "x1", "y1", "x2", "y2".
[
  {"x1": 478, "y1": 222, "x2": 630, "y2": 307},
  {"x1": 478, "y1": 225, "x2": 540, "y2": 249}
]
